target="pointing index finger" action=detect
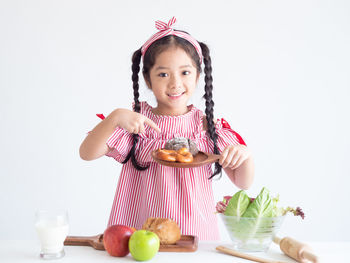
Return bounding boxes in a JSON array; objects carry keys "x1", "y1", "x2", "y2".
[{"x1": 144, "y1": 117, "x2": 161, "y2": 133}]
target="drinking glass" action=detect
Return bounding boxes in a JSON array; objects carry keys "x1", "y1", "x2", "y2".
[{"x1": 35, "y1": 210, "x2": 69, "y2": 259}]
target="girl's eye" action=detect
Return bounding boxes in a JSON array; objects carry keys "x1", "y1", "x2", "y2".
[
  {"x1": 183, "y1": 71, "x2": 190, "y2": 75},
  {"x1": 158, "y1": 73, "x2": 168, "y2": 77}
]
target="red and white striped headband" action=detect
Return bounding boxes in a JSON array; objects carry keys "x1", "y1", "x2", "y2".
[{"x1": 141, "y1": 17, "x2": 203, "y2": 64}]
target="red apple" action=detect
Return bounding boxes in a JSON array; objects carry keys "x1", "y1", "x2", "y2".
[{"x1": 103, "y1": 225, "x2": 135, "y2": 257}]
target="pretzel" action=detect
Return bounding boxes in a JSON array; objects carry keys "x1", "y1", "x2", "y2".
[
  {"x1": 175, "y1": 151, "x2": 193, "y2": 163},
  {"x1": 155, "y1": 148, "x2": 193, "y2": 163},
  {"x1": 155, "y1": 149, "x2": 177, "y2": 162}
]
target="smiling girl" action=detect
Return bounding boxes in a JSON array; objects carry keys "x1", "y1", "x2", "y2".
[{"x1": 79, "y1": 17, "x2": 254, "y2": 240}]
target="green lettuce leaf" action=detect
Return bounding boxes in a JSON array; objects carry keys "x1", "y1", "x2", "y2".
[
  {"x1": 236, "y1": 187, "x2": 274, "y2": 240},
  {"x1": 224, "y1": 190, "x2": 250, "y2": 217},
  {"x1": 271, "y1": 194, "x2": 284, "y2": 217},
  {"x1": 242, "y1": 187, "x2": 273, "y2": 218}
]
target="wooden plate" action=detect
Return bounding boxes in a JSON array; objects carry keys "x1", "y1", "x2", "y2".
[
  {"x1": 159, "y1": 235, "x2": 198, "y2": 252},
  {"x1": 151, "y1": 150, "x2": 220, "y2": 168},
  {"x1": 64, "y1": 234, "x2": 198, "y2": 252}
]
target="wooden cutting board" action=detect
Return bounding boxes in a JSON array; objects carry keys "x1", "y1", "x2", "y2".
[{"x1": 64, "y1": 234, "x2": 198, "y2": 252}]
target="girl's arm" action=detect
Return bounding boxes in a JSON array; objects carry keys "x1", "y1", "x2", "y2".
[
  {"x1": 79, "y1": 109, "x2": 161, "y2": 161},
  {"x1": 79, "y1": 110, "x2": 120, "y2": 161},
  {"x1": 202, "y1": 116, "x2": 255, "y2": 189},
  {"x1": 223, "y1": 156, "x2": 255, "y2": 190}
]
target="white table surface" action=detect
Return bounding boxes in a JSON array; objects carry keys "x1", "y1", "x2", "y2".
[{"x1": 0, "y1": 240, "x2": 348, "y2": 263}]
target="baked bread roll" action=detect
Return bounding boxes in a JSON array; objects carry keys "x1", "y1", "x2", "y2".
[
  {"x1": 154, "y1": 148, "x2": 194, "y2": 163},
  {"x1": 142, "y1": 218, "x2": 181, "y2": 245},
  {"x1": 164, "y1": 137, "x2": 198, "y2": 156}
]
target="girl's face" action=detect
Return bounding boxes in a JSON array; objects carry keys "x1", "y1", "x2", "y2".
[{"x1": 146, "y1": 47, "x2": 199, "y2": 116}]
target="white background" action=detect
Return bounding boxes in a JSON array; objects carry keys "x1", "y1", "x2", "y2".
[{"x1": 1, "y1": 0, "x2": 349, "y2": 242}]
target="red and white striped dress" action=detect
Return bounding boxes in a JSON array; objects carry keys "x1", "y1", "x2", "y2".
[{"x1": 105, "y1": 101, "x2": 243, "y2": 240}]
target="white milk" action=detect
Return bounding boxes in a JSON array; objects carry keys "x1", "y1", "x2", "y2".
[{"x1": 35, "y1": 218, "x2": 69, "y2": 254}]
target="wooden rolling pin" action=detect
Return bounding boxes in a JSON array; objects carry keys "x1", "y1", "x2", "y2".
[
  {"x1": 216, "y1": 246, "x2": 288, "y2": 263},
  {"x1": 273, "y1": 236, "x2": 320, "y2": 263}
]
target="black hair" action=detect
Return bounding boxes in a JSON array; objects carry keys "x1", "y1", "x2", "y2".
[
  {"x1": 123, "y1": 33, "x2": 222, "y2": 179},
  {"x1": 200, "y1": 42, "x2": 222, "y2": 179}
]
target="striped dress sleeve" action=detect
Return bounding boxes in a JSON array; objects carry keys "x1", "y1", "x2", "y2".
[
  {"x1": 214, "y1": 118, "x2": 246, "y2": 153},
  {"x1": 105, "y1": 127, "x2": 133, "y2": 163}
]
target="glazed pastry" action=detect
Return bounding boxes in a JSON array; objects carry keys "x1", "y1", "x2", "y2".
[
  {"x1": 175, "y1": 148, "x2": 193, "y2": 163},
  {"x1": 164, "y1": 137, "x2": 198, "y2": 156},
  {"x1": 154, "y1": 148, "x2": 193, "y2": 163},
  {"x1": 142, "y1": 217, "x2": 181, "y2": 245},
  {"x1": 154, "y1": 149, "x2": 177, "y2": 162}
]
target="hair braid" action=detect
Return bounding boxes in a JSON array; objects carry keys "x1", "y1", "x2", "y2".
[
  {"x1": 122, "y1": 48, "x2": 149, "y2": 170},
  {"x1": 200, "y1": 42, "x2": 222, "y2": 179}
]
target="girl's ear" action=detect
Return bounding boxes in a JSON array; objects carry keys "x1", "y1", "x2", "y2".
[
  {"x1": 143, "y1": 73, "x2": 152, "y2": 89},
  {"x1": 195, "y1": 72, "x2": 200, "y2": 85}
]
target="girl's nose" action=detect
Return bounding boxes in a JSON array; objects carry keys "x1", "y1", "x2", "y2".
[{"x1": 169, "y1": 75, "x2": 181, "y2": 89}]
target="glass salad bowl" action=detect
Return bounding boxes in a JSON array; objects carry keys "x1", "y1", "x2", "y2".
[{"x1": 220, "y1": 214, "x2": 285, "y2": 252}]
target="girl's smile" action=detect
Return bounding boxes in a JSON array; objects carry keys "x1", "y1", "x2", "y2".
[
  {"x1": 168, "y1": 91, "x2": 184, "y2": 99},
  {"x1": 146, "y1": 47, "x2": 199, "y2": 116}
]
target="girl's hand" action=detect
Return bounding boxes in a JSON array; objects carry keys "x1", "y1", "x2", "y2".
[
  {"x1": 219, "y1": 144, "x2": 252, "y2": 170},
  {"x1": 114, "y1": 108, "x2": 161, "y2": 134}
]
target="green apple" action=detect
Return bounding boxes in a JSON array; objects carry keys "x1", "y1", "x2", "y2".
[{"x1": 128, "y1": 230, "x2": 160, "y2": 261}]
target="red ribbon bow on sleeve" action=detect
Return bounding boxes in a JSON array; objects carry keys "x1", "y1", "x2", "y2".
[
  {"x1": 96, "y1": 114, "x2": 105, "y2": 120},
  {"x1": 221, "y1": 118, "x2": 246, "y2": 146}
]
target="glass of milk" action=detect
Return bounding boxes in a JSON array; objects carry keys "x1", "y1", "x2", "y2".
[{"x1": 35, "y1": 210, "x2": 69, "y2": 259}]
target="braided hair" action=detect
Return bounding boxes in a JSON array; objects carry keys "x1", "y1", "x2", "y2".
[
  {"x1": 121, "y1": 48, "x2": 149, "y2": 170},
  {"x1": 125, "y1": 33, "x2": 222, "y2": 179},
  {"x1": 200, "y1": 42, "x2": 222, "y2": 179}
]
